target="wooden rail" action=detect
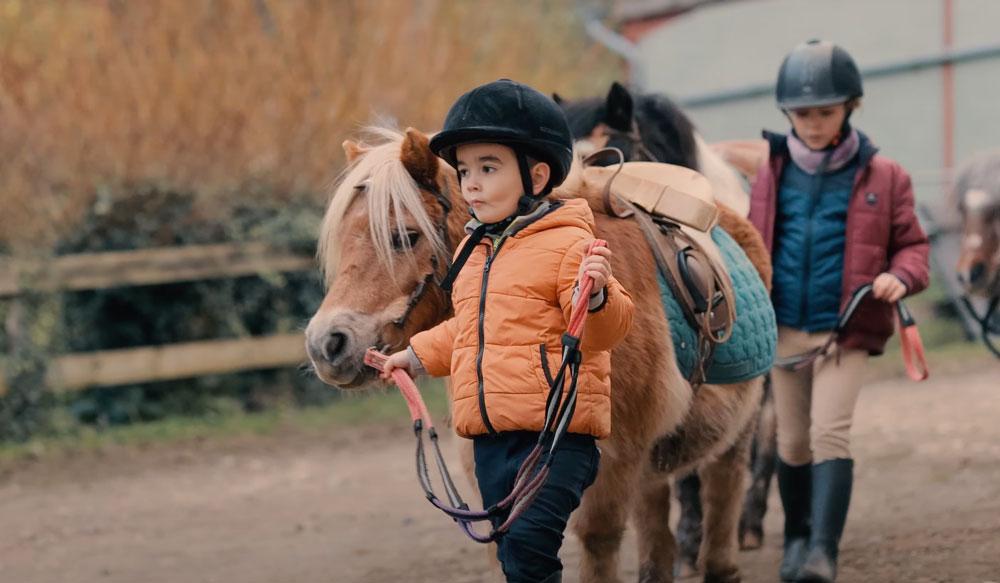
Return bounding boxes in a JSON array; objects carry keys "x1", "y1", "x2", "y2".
[
  {"x1": 0, "y1": 243, "x2": 315, "y2": 297},
  {"x1": 1, "y1": 243, "x2": 317, "y2": 395},
  {"x1": 0, "y1": 333, "x2": 305, "y2": 395}
]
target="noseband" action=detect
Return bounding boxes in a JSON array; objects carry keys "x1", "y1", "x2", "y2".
[{"x1": 959, "y1": 197, "x2": 1000, "y2": 358}]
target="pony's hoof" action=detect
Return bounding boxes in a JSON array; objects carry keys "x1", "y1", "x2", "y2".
[
  {"x1": 738, "y1": 528, "x2": 763, "y2": 550},
  {"x1": 703, "y1": 566, "x2": 741, "y2": 583},
  {"x1": 673, "y1": 558, "x2": 700, "y2": 580}
]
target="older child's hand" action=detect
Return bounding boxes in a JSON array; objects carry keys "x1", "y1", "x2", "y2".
[
  {"x1": 380, "y1": 350, "x2": 414, "y2": 380},
  {"x1": 577, "y1": 246, "x2": 613, "y2": 294},
  {"x1": 872, "y1": 272, "x2": 906, "y2": 303}
]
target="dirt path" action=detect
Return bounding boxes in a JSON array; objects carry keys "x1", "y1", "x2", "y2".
[{"x1": 2, "y1": 367, "x2": 1000, "y2": 583}]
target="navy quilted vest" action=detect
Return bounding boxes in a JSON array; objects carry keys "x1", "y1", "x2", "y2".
[{"x1": 771, "y1": 157, "x2": 857, "y2": 331}]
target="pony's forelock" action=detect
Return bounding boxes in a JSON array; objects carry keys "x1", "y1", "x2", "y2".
[
  {"x1": 318, "y1": 126, "x2": 448, "y2": 285},
  {"x1": 956, "y1": 150, "x2": 1000, "y2": 211}
]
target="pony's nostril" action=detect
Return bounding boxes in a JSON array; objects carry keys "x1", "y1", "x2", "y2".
[
  {"x1": 323, "y1": 332, "x2": 348, "y2": 362},
  {"x1": 969, "y1": 262, "x2": 986, "y2": 284}
]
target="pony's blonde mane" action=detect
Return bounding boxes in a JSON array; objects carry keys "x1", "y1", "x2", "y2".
[{"x1": 318, "y1": 127, "x2": 449, "y2": 284}]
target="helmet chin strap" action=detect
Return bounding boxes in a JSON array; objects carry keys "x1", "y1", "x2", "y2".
[{"x1": 515, "y1": 150, "x2": 542, "y2": 216}]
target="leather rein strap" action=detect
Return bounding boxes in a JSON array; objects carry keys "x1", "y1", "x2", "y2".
[{"x1": 774, "y1": 283, "x2": 929, "y2": 381}]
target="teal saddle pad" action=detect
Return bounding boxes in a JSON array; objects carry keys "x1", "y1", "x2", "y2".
[{"x1": 658, "y1": 226, "x2": 777, "y2": 384}]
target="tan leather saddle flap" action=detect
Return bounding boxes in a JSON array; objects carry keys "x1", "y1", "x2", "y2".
[
  {"x1": 585, "y1": 162, "x2": 720, "y2": 232},
  {"x1": 586, "y1": 160, "x2": 738, "y2": 347}
]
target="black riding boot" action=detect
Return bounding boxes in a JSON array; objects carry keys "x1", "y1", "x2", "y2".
[
  {"x1": 777, "y1": 459, "x2": 811, "y2": 582},
  {"x1": 797, "y1": 458, "x2": 853, "y2": 583}
]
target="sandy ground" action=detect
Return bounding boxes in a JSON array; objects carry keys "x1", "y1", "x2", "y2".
[{"x1": 2, "y1": 366, "x2": 1000, "y2": 583}]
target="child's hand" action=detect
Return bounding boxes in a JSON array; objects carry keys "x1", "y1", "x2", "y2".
[
  {"x1": 577, "y1": 246, "x2": 613, "y2": 294},
  {"x1": 381, "y1": 350, "x2": 414, "y2": 380},
  {"x1": 872, "y1": 272, "x2": 906, "y2": 303}
]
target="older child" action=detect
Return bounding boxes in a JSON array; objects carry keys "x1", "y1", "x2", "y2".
[
  {"x1": 382, "y1": 79, "x2": 634, "y2": 583},
  {"x1": 749, "y1": 40, "x2": 930, "y2": 582}
]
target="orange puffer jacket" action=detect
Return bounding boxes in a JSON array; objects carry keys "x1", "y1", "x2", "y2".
[{"x1": 410, "y1": 199, "x2": 634, "y2": 439}]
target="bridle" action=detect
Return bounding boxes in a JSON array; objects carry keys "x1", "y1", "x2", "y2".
[
  {"x1": 960, "y1": 295, "x2": 999, "y2": 358},
  {"x1": 388, "y1": 179, "x2": 454, "y2": 330},
  {"x1": 601, "y1": 118, "x2": 658, "y2": 164},
  {"x1": 958, "y1": 196, "x2": 1000, "y2": 358}
]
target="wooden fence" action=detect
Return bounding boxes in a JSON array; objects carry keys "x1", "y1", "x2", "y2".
[{"x1": 0, "y1": 243, "x2": 315, "y2": 395}]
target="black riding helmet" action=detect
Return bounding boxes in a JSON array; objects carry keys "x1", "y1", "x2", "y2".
[
  {"x1": 776, "y1": 40, "x2": 863, "y2": 110},
  {"x1": 429, "y1": 79, "x2": 574, "y2": 215}
]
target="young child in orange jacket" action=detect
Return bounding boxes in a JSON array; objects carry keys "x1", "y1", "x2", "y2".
[{"x1": 382, "y1": 79, "x2": 634, "y2": 583}]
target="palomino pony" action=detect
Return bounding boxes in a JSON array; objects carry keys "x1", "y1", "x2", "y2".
[
  {"x1": 305, "y1": 126, "x2": 769, "y2": 583},
  {"x1": 954, "y1": 151, "x2": 1000, "y2": 357},
  {"x1": 558, "y1": 82, "x2": 777, "y2": 569}
]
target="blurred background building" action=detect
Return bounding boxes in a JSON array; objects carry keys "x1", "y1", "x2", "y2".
[
  {"x1": 1, "y1": 0, "x2": 994, "y2": 440},
  {"x1": 611, "y1": 0, "x2": 1000, "y2": 204}
]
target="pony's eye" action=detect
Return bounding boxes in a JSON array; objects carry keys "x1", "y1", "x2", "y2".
[{"x1": 391, "y1": 230, "x2": 420, "y2": 251}]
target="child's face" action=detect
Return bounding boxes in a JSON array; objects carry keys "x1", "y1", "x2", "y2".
[
  {"x1": 455, "y1": 143, "x2": 547, "y2": 223},
  {"x1": 787, "y1": 103, "x2": 849, "y2": 150}
]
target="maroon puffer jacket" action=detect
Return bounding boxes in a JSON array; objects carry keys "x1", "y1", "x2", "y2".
[{"x1": 749, "y1": 131, "x2": 930, "y2": 355}]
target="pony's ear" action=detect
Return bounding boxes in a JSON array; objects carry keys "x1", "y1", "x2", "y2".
[
  {"x1": 343, "y1": 140, "x2": 370, "y2": 163},
  {"x1": 604, "y1": 81, "x2": 634, "y2": 132},
  {"x1": 401, "y1": 127, "x2": 439, "y2": 188},
  {"x1": 552, "y1": 92, "x2": 564, "y2": 105}
]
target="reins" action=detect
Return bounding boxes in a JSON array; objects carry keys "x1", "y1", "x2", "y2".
[
  {"x1": 960, "y1": 294, "x2": 1000, "y2": 358},
  {"x1": 774, "y1": 283, "x2": 930, "y2": 381},
  {"x1": 365, "y1": 239, "x2": 608, "y2": 543}
]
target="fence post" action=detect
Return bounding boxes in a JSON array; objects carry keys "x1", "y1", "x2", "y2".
[{"x1": 0, "y1": 279, "x2": 57, "y2": 441}]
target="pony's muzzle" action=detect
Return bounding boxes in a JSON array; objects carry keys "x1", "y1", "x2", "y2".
[
  {"x1": 305, "y1": 311, "x2": 380, "y2": 387},
  {"x1": 321, "y1": 331, "x2": 348, "y2": 363},
  {"x1": 306, "y1": 328, "x2": 353, "y2": 369},
  {"x1": 959, "y1": 261, "x2": 990, "y2": 293},
  {"x1": 969, "y1": 262, "x2": 987, "y2": 285}
]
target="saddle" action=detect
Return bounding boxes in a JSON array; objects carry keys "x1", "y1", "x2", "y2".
[{"x1": 583, "y1": 153, "x2": 738, "y2": 386}]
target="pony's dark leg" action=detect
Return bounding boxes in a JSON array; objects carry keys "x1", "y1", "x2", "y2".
[
  {"x1": 649, "y1": 375, "x2": 762, "y2": 582},
  {"x1": 674, "y1": 473, "x2": 704, "y2": 578},
  {"x1": 574, "y1": 449, "x2": 639, "y2": 583},
  {"x1": 633, "y1": 468, "x2": 677, "y2": 583},
  {"x1": 697, "y1": 426, "x2": 753, "y2": 583},
  {"x1": 739, "y1": 374, "x2": 776, "y2": 550}
]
